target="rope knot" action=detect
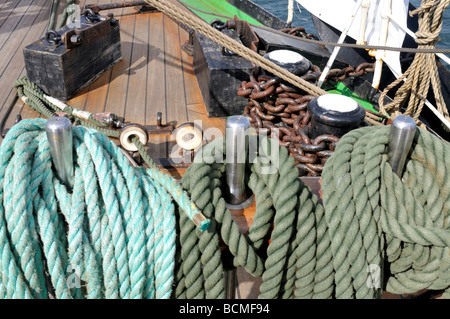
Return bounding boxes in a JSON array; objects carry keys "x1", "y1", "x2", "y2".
[{"x1": 414, "y1": 31, "x2": 440, "y2": 45}]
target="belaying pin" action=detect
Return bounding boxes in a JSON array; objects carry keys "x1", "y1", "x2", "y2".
[
  {"x1": 224, "y1": 115, "x2": 253, "y2": 209},
  {"x1": 46, "y1": 116, "x2": 74, "y2": 188},
  {"x1": 387, "y1": 115, "x2": 417, "y2": 177}
]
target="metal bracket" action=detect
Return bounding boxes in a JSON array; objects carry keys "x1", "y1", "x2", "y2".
[
  {"x1": 61, "y1": 12, "x2": 115, "y2": 49},
  {"x1": 145, "y1": 112, "x2": 176, "y2": 134},
  {"x1": 226, "y1": 16, "x2": 260, "y2": 53}
]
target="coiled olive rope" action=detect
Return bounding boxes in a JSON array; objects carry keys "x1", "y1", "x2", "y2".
[{"x1": 176, "y1": 125, "x2": 450, "y2": 299}]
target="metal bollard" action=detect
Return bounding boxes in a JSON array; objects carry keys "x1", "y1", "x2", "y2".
[
  {"x1": 46, "y1": 116, "x2": 74, "y2": 188},
  {"x1": 387, "y1": 115, "x2": 417, "y2": 177},
  {"x1": 224, "y1": 115, "x2": 253, "y2": 208}
]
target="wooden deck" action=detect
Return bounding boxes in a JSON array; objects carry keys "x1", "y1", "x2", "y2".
[{"x1": 0, "y1": 0, "x2": 225, "y2": 163}]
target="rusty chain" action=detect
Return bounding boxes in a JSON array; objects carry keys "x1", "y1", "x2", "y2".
[
  {"x1": 280, "y1": 26, "x2": 319, "y2": 41},
  {"x1": 325, "y1": 62, "x2": 375, "y2": 82},
  {"x1": 239, "y1": 67, "x2": 341, "y2": 177}
]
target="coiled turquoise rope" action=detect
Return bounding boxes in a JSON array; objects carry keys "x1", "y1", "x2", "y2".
[{"x1": 0, "y1": 119, "x2": 207, "y2": 299}]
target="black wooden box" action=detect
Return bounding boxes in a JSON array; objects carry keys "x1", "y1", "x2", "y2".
[
  {"x1": 193, "y1": 30, "x2": 254, "y2": 117},
  {"x1": 23, "y1": 13, "x2": 122, "y2": 101}
]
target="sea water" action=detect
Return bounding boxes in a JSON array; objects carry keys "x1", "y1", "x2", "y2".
[{"x1": 252, "y1": 0, "x2": 450, "y2": 51}]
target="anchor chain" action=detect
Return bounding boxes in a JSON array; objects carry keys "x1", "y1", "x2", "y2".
[{"x1": 239, "y1": 67, "x2": 341, "y2": 177}]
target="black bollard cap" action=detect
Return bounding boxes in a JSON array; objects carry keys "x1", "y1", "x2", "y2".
[{"x1": 308, "y1": 94, "x2": 366, "y2": 138}]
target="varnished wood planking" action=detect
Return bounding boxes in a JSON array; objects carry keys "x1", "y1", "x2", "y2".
[
  {"x1": 124, "y1": 12, "x2": 149, "y2": 123},
  {"x1": 146, "y1": 12, "x2": 168, "y2": 159},
  {"x1": 146, "y1": 12, "x2": 165, "y2": 125},
  {"x1": 178, "y1": 26, "x2": 204, "y2": 107},
  {"x1": 103, "y1": 6, "x2": 136, "y2": 119},
  {"x1": 0, "y1": 0, "x2": 226, "y2": 161},
  {"x1": 163, "y1": 15, "x2": 188, "y2": 124},
  {"x1": 0, "y1": 0, "x2": 46, "y2": 61},
  {"x1": 0, "y1": 0, "x2": 33, "y2": 37},
  {"x1": 0, "y1": 0, "x2": 52, "y2": 126}
]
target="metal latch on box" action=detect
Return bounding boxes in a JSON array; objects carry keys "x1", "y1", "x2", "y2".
[{"x1": 47, "y1": 9, "x2": 118, "y2": 50}]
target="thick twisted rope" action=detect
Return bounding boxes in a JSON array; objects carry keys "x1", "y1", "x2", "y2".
[
  {"x1": 175, "y1": 124, "x2": 450, "y2": 299},
  {"x1": 0, "y1": 119, "x2": 207, "y2": 298},
  {"x1": 379, "y1": 0, "x2": 450, "y2": 126},
  {"x1": 322, "y1": 124, "x2": 450, "y2": 298},
  {"x1": 176, "y1": 136, "x2": 334, "y2": 299}
]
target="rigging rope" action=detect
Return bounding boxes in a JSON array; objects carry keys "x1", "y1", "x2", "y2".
[{"x1": 379, "y1": 0, "x2": 450, "y2": 126}]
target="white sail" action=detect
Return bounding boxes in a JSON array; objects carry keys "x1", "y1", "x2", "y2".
[{"x1": 296, "y1": 0, "x2": 409, "y2": 77}]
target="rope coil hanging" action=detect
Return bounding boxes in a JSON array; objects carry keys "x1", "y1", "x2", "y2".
[{"x1": 379, "y1": 0, "x2": 450, "y2": 126}]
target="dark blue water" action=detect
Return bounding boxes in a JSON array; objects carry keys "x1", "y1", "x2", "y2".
[{"x1": 252, "y1": 0, "x2": 450, "y2": 51}]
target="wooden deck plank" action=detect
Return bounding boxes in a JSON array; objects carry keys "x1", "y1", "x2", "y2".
[
  {"x1": 0, "y1": 0, "x2": 48, "y2": 76},
  {"x1": 178, "y1": 26, "x2": 204, "y2": 107},
  {"x1": 124, "y1": 12, "x2": 149, "y2": 123},
  {"x1": 163, "y1": 15, "x2": 188, "y2": 124},
  {"x1": 0, "y1": 0, "x2": 34, "y2": 49},
  {"x1": 145, "y1": 12, "x2": 167, "y2": 159},
  {"x1": 103, "y1": 6, "x2": 136, "y2": 119},
  {"x1": 0, "y1": 0, "x2": 51, "y2": 120},
  {"x1": 146, "y1": 12, "x2": 165, "y2": 124}
]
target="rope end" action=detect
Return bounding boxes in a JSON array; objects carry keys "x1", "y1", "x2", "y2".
[{"x1": 193, "y1": 213, "x2": 210, "y2": 231}]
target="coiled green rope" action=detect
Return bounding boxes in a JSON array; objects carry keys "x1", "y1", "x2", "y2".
[
  {"x1": 0, "y1": 119, "x2": 207, "y2": 299},
  {"x1": 177, "y1": 125, "x2": 450, "y2": 299}
]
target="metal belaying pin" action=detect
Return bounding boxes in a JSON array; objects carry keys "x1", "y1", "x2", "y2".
[
  {"x1": 223, "y1": 116, "x2": 255, "y2": 300},
  {"x1": 224, "y1": 115, "x2": 254, "y2": 209},
  {"x1": 387, "y1": 115, "x2": 417, "y2": 177},
  {"x1": 46, "y1": 116, "x2": 74, "y2": 188}
]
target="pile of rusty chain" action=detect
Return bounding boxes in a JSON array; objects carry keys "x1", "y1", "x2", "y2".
[{"x1": 238, "y1": 67, "x2": 340, "y2": 177}]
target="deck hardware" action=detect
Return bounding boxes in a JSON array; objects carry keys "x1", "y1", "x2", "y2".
[
  {"x1": 84, "y1": 8, "x2": 101, "y2": 23},
  {"x1": 144, "y1": 112, "x2": 176, "y2": 135},
  {"x1": 46, "y1": 116, "x2": 74, "y2": 188},
  {"x1": 174, "y1": 122, "x2": 203, "y2": 151},
  {"x1": 24, "y1": 12, "x2": 122, "y2": 100},
  {"x1": 225, "y1": 17, "x2": 260, "y2": 53},
  {"x1": 224, "y1": 116, "x2": 253, "y2": 209},
  {"x1": 224, "y1": 268, "x2": 237, "y2": 299},
  {"x1": 387, "y1": 115, "x2": 416, "y2": 177},
  {"x1": 307, "y1": 94, "x2": 366, "y2": 138},
  {"x1": 223, "y1": 115, "x2": 254, "y2": 299},
  {"x1": 210, "y1": 19, "x2": 227, "y2": 31},
  {"x1": 119, "y1": 123, "x2": 149, "y2": 152},
  {"x1": 46, "y1": 30, "x2": 61, "y2": 45},
  {"x1": 92, "y1": 112, "x2": 124, "y2": 128}
]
